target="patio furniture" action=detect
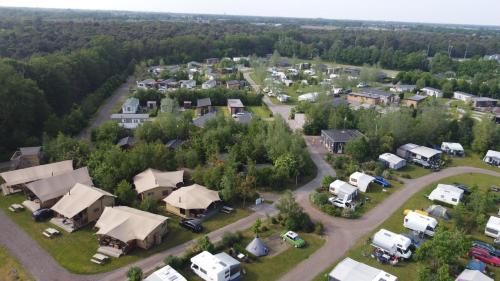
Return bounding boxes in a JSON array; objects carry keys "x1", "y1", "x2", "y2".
[
  {"x1": 220, "y1": 206, "x2": 234, "y2": 214},
  {"x1": 42, "y1": 228, "x2": 61, "y2": 238},
  {"x1": 9, "y1": 204, "x2": 25, "y2": 212}
]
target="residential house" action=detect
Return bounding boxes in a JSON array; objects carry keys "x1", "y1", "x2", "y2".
[
  {"x1": 453, "y1": 91, "x2": 475, "y2": 102},
  {"x1": 193, "y1": 112, "x2": 217, "y2": 129},
  {"x1": 473, "y1": 97, "x2": 498, "y2": 108},
  {"x1": 190, "y1": 251, "x2": 241, "y2": 281},
  {"x1": 133, "y1": 169, "x2": 184, "y2": 201},
  {"x1": 163, "y1": 184, "x2": 221, "y2": 218},
  {"x1": 196, "y1": 98, "x2": 213, "y2": 116},
  {"x1": 362, "y1": 89, "x2": 394, "y2": 104},
  {"x1": 122, "y1": 98, "x2": 140, "y2": 114},
  {"x1": 95, "y1": 206, "x2": 168, "y2": 256},
  {"x1": 321, "y1": 129, "x2": 363, "y2": 154},
  {"x1": 226, "y1": 80, "x2": 241, "y2": 89},
  {"x1": 144, "y1": 265, "x2": 187, "y2": 281},
  {"x1": 205, "y1": 58, "x2": 220, "y2": 65},
  {"x1": 421, "y1": 87, "x2": 443, "y2": 98},
  {"x1": 10, "y1": 146, "x2": 42, "y2": 169},
  {"x1": 117, "y1": 136, "x2": 135, "y2": 150},
  {"x1": 137, "y1": 79, "x2": 156, "y2": 90},
  {"x1": 328, "y1": 258, "x2": 398, "y2": 281},
  {"x1": 23, "y1": 167, "x2": 93, "y2": 211},
  {"x1": 483, "y1": 150, "x2": 500, "y2": 167},
  {"x1": 50, "y1": 183, "x2": 115, "y2": 232},
  {"x1": 402, "y1": 95, "x2": 427, "y2": 108},
  {"x1": 110, "y1": 114, "x2": 150, "y2": 129},
  {"x1": 180, "y1": 80, "x2": 196, "y2": 89},
  {"x1": 227, "y1": 99, "x2": 245, "y2": 115},
  {"x1": 390, "y1": 84, "x2": 416, "y2": 93},
  {"x1": 379, "y1": 153, "x2": 406, "y2": 170},
  {"x1": 0, "y1": 160, "x2": 74, "y2": 196},
  {"x1": 202, "y1": 79, "x2": 217, "y2": 89},
  {"x1": 441, "y1": 142, "x2": 465, "y2": 156}
]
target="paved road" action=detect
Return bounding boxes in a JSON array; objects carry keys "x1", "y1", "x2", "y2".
[{"x1": 78, "y1": 76, "x2": 136, "y2": 140}]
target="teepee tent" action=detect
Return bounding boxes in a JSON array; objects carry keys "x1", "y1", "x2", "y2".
[{"x1": 246, "y1": 236, "x2": 269, "y2": 257}]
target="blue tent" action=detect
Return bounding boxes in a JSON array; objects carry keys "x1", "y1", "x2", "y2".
[{"x1": 466, "y1": 259, "x2": 486, "y2": 273}]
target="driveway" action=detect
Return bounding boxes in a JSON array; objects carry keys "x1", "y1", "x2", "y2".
[{"x1": 78, "y1": 76, "x2": 136, "y2": 140}]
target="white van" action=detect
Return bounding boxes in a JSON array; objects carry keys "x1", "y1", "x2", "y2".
[
  {"x1": 485, "y1": 216, "x2": 500, "y2": 239},
  {"x1": 403, "y1": 211, "x2": 438, "y2": 237}
]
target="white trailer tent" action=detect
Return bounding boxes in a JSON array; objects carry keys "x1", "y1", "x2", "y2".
[
  {"x1": 144, "y1": 265, "x2": 187, "y2": 281},
  {"x1": 485, "y1": 216, "x2": 500, "y2": 238},
  {"x1": 190, "y1": 251, "x2": 241, "y2": 281},
  {"x1": 428, "y1": 184, "x2": 464, "y2": 206},
  {"x1": 328, "y1": 258, "x2": 398, "y2": 281},
  {"x1": 378, "y1": 153, "x2": 406, "y2": 170},
  {"x1": 329, "y1": 180, "x2": 358, "y2": 201},
  {"x1": 403, "y1": 211, "x2": 438, "y2": 237},
  {"x1": 349, "y1": 172, "x2": 375, "y2": 193},
  {"x1": 441, "y1": 142, "x2": 465, "y2": 156},
  {"x1": 371, "y1": 229, "x2": 412, "y2": 259},
  {"x1": 483, "y1": 150, "x2": 500, "y2": 167}
]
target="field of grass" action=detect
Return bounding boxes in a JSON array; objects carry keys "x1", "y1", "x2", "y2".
[
  {"x1": 248, "y1": 105, "x2": 273, "y2": 120},
  {"x1": 313, "y1": 173, "x2": 500, "y2": 281},
  {"x1": 178, "y1": 223, "x2": 325, "y2": 281},
  {"x1": 0, "y1": 194, "x2": 252, "y2": 274},
  {"x1": 450, "y1": 151, "x2": 500, "y2": 173},
  {"x1": 0, "y1": 245, "x2": 33, "y2": 281},
  {"x1": 394, "y1": 164, "x2": 432, "y2": 179}
]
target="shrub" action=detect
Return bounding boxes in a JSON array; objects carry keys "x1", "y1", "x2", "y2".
[
  {"x1": 164, "y1": 255, "x2": 184, "y2": 269},
  {"x1": 312, "y1": 192, "x2": 329, "y2": 206},
  {"x1": 401, "y1": 173, "x2": 412, "y2": 179},
  {"x1": 126, "y1": 267, "x2": 143, "y2": 281},
  {"x1": 271, "y1": 217, "x2": 278, "y2": 224},
  {"x1": 315, "y1": 222, "x2": 324, "y2": 235},
  {"x1": 341, "y1": 208, "x2": 354, "y2": 218},
  {"x1": 221, "y1": 232, "x2": 243, "y2": 248}
]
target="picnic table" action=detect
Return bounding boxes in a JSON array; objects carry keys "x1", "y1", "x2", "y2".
[
  {"x1": 91, "y1": 253, "x2": 109, "y2": 265},
  {"x1": 43, "y1": 228, "x2": 60, "y2": 238},
  {"x1": 220, "y1": 206, "x2": 234, "y2": 214},
  {"x1": 8, "y1": 204, "x2": 24, "y2": 212}
]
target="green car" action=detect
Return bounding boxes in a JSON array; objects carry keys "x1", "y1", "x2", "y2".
[{"x1": 281, "y1": 231, "x2": 306, "y2": 248}]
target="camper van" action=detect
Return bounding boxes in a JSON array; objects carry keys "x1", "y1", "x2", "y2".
[
  {"x1": 371, "y1": 229, "x2": 412, "y2": 259},
  {"x1": 403, "y1": 211, "x2": 438, "y2": 237}
]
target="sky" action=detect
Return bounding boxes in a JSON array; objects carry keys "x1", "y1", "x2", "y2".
[{"x1": 1, "y1": 0, "x2": 499, "y2": 26}]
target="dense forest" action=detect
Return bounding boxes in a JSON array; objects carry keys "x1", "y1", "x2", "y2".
[{"x1": 1, "y1": 7, "x2": 499, "y2": 159}]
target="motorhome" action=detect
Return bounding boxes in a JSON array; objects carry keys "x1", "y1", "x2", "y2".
[
  {"x1": 371, "y1": 229, "x2": 412, "y2": 259},
  {"x1": 403, "y1": 211, "x2": 438, "y2": 237},
  {"x1": 190, "y1": 251, "x2": 241, "y2": 281}
]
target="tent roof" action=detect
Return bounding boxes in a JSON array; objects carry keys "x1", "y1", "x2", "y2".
[
  {"x1": 425, "y1": 205, "x2": 450, "y2": 220},
  {"x1": 350, "y1": 172, "x2": 375, "y2": 193},
  {"x1": 329, "y1": 258, "x2": 397, "y2": 281},
  {"x1": 246, "y1": 236, "x2": 268, "y2": 257},
  {"x1": 410, "y1": 146, "x2": 441, "y2": 159},
  {"x1": 25, "y1": 167, "x2": 93, "y2": 202},
  {"x1": 379, "y1": 153, "x2": 405, "y2": 165},
  {"x1": 51, "y1": 183, "x2": 115, "y2": 219},
  {"x1": 163, "y1": 184, "x2": 220, "y2": 210},
  {"x1": 95, "y1": 206, "x2": 168, "y2": 242},
  {"x1": 0, "y1": 160, "x2": 73, "y2": 187},
  {"x1": 456, "y1": 269, "x2": 493, "y2": 281},
  {"x1": 133, "y1": 169, "x2": 184, "y2": 194}
]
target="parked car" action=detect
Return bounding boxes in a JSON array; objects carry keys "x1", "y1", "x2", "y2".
[
  {"x1": 453, "y1": 183, "x2": 472, "y2": 195},
  {"x1": 469, "y1": 247, "x2": 500, "y2": 266},
  {"x1": 179, "y1": 219, "x2": 203, "y2": 233},
  {"x1": 473, "y1": 241, "x2": 500, "y2": 258},
  {"x1": 373, "y1": 176, "x2": 391, "y2": 188},
  {"x1": 281, "y1": 231, "x2": 306, "y2": 248},
  {"x1": 490, "y1": 185, "x2": 500, "y2": 193},
  {"x1": 32, "y1": 208, "x2": 53, "y2": 222}
]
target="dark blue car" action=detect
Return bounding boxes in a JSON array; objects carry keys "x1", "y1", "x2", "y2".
[
  {"x1": 473, "y1": 240, "x2": 500, "y2": 258},
  {"x1": 373, "y1": 176, "x2": 391, "y2": 188}
]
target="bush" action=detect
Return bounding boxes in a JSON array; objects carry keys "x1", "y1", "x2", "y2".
[
  {"x1": 221, "y1": 232, "x2": 243, "y2": 248},
  {"x1": 315, "y1": 222, "x2": 324, "y2": 235},
  {"x1": 164, "y1": 255, "x2": 184, "y2": 269},
  {"x1": 321, "y1": 204, "x2": 339, "y2": 216},
  {"x1": 312, "y1": 192, "x2": 329, "y2": 206},
  {"x1": 126, "y1": 266, "x2": 143, "y2": 281},
  {"x1": 401, "y1": 173, "x2": 412, "y2": 179},
  {"x1": 341, "y1": 208, "x2": 355, "y2": 218},
  {"x1": 271, "y1": 217, "x2": 278, "y2": 224}
]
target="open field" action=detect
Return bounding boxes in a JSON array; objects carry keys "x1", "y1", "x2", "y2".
[
  {"x1": 0, "y1": 245, "x2": 33, "y2": 281},
  {"x1": 312, "y1": 173, "x2": 500, "y2": 281},
  {"x1": 450, "y1": 151, "x2": 500, "y2": 173},
  {"x1": 394, "y1": 164, "x2": 432, "y2": 179},
  {"x1": 0, "y1": 194, "x2": 252, "y2": 274}
]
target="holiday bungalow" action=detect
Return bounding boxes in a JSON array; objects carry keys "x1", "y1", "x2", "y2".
[
  {"x1": 227, "y1": 99, "x2": 245, "y2": 115},
  {"x1": 163, "y1": 184, "x2": 221, "y2": 219},
  {"x1": 133, "y1": 169, "x2": 184, "y2": 201},
  {"x1": 321, "y1": 129, "x2": 363, "y2": 154}
]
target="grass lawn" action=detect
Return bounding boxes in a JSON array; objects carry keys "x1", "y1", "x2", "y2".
[
  {"x1": 450, "y1": 151, "x2": 500, "y2": 173},
  {"x1": 0, "y1": 245, "x2": 34, "y2": 281},
  {"x1": 312, "y1": 173, "x2": 500, "y2": 281},
  {"x1": 248, "y1": 105, "x2": 273, "y2": 120},
  {"x1": 0, "y1": 194, "x2": 253, "y2": 274},
  {"x1": 394, "y1": 164, "x2": 432, "y2": 179},
  {"x1": 178, "y1": 223, "x2": 325, "y2": 281},
  {"x1": 213, "y1": 106, "x2": 230, "y2": 117}
]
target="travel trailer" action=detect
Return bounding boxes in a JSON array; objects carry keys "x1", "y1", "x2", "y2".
[
  {"x1": 403, "y1": 211, "x2": 438, "y2": 237},
  {"x1": 371, "y1": 229, "x2": 412, "y2": 259}
]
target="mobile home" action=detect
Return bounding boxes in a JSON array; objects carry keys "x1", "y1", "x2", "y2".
[{"x1": 485, "y1": 216, "x2": 500, "y2": 239}]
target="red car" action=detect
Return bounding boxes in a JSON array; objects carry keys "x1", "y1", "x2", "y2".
[{"x1": 469, "y1": 247, "x2": 500, "y2": 266}]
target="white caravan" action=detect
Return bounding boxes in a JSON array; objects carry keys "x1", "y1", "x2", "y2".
[
  {"x1": 371, "y1": 229, "x2": 412, "y2": 259},
  {"x1": 403, "y1": 211, "x2": 438, "y2": 237}
]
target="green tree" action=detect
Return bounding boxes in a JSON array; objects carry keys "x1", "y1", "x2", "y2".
[
  {"x1": 91, "y1": 121, "x2": 126, "y2": 144},
  {"x1": 472, "y1": 115, "x2": 498, "y2": 153},
  {"x1": 195, "y1": 236, "x2": 215, "y2": 253},
  {"x1": 274, "y1": 153, "x2": 300, "y2": 185},
  {"x1": 115, "y1": 180, "x2": 136, "y2": 206},
  {"x1": 126, "y1": 266, "x2": 143, "y2": 281},
  {"x1": 43, "y1": 133, "x2": 90, "y2": 168},
  {"x1": 252, "y1": 218, "x2": 262, "y2": 235},
  {"x1": 139, "y1": 197, "x2": 158, "y2": 213}
]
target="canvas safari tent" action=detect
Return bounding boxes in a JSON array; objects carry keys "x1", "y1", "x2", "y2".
[{"x1": 163, "y1": 184, "x2": 221, "y2": 218}]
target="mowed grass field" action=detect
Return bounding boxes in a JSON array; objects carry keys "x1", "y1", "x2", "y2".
[
  {"x1": 0, "y1": 245, "x2": 33, "y2": 281},
  {"x1": 313, "y1": 173, "x2": 500, "y2": 281},
  {"x1": 0, "y1": 194, "x2": 252, "y2": 274}
]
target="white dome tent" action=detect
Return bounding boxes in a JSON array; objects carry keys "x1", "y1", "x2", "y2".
[{"x1": 245, "y1": 236, "x2": 269, "y2": 257}]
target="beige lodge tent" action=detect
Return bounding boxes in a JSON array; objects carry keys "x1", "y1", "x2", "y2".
[
  {"x1": 163, "y1": 184, "x2": 221, "y2": 218},
  {"x1": 133, "y1": 169, "x2": 184, "y2": 201}
]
